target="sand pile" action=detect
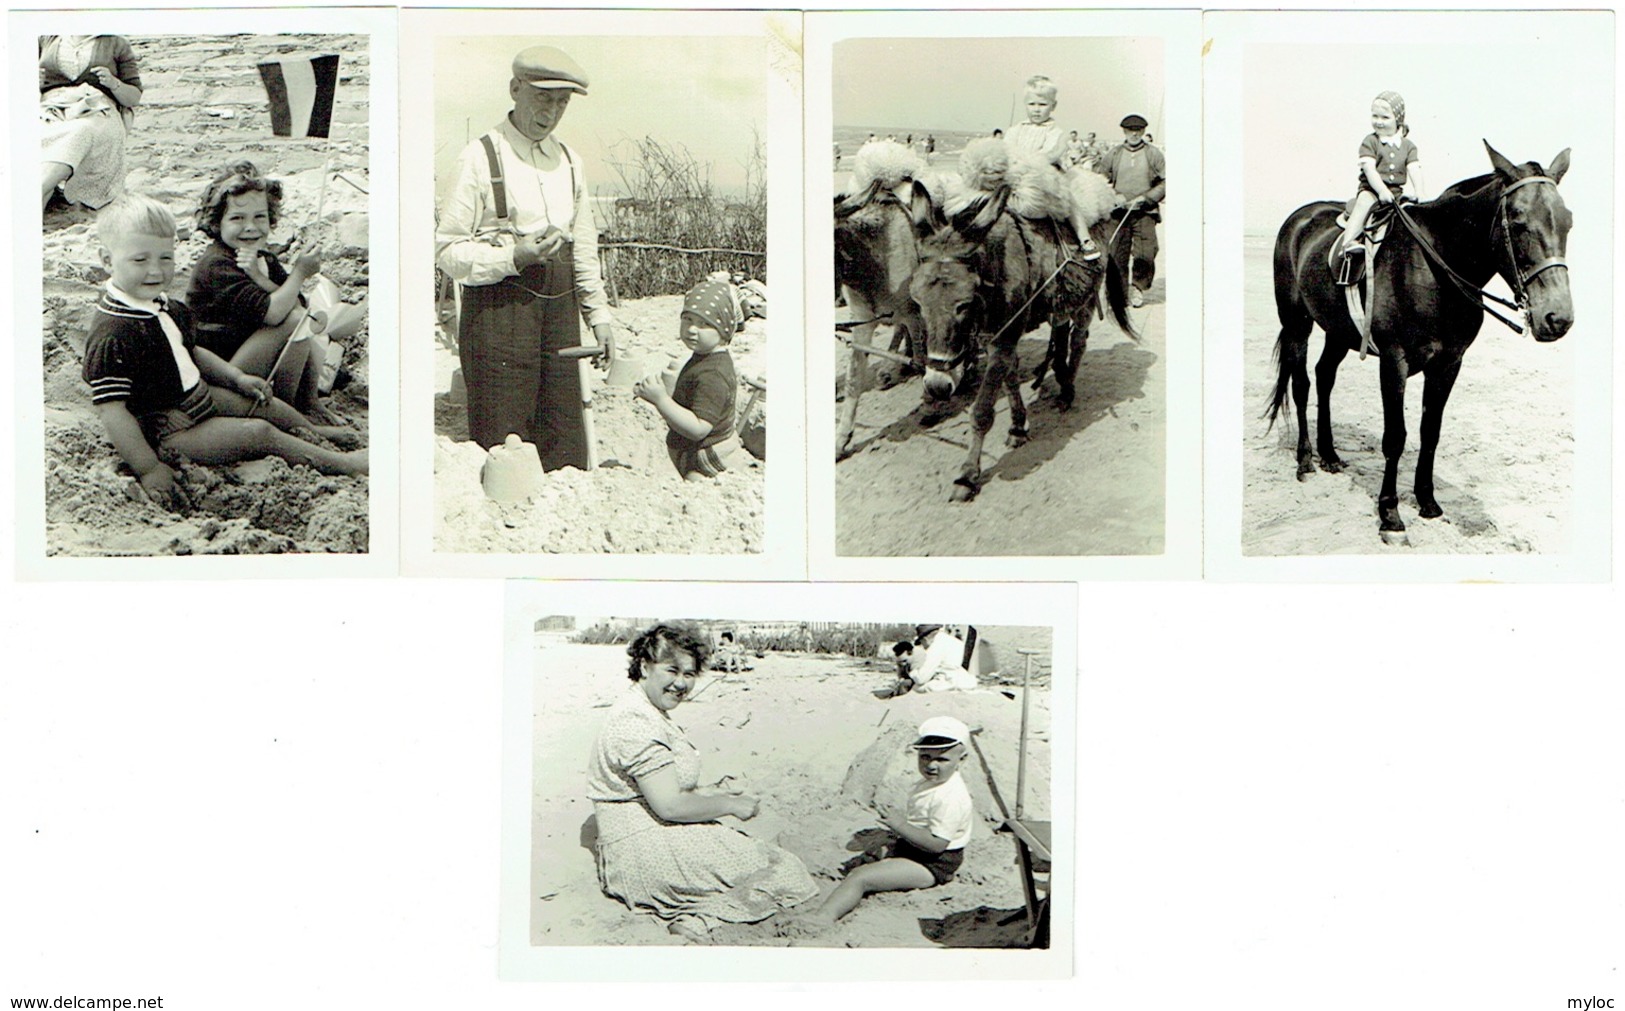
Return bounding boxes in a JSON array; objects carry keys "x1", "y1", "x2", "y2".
[
  {"x1": 434, "y1": 294, "x2": 767, "y2": 554},
  {"x1": 41, "y1": 34, "x2": 373, "y2": 556},
  {"x1": 531, "y1": 643, "x2": 1053, "y2": 948}
]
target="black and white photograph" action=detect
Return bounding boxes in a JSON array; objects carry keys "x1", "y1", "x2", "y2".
[
  {"x1": 16, "y1": 11, "x2": 397, "y2": 566},
  {"x1": 403, "y1": 10, "x2": 804, "y2": 573},
  {"x1": 809, "y1": 10, "x2": 1200, "y2": 572},
  {"x1": 499, "y1": 581, "x2": 1075, "y2": 976},
  {"x1": 1204, "y1": 10, "x2": 1613, "y2": 578}
]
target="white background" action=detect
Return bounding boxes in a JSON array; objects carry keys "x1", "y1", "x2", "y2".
[{"x1": 5, "y1": 3, "x2": 1624, "y2": 1010}]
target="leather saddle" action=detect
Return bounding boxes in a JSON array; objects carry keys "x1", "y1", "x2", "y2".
[{"x1": 1330, "y1": 201, "x2": 1398, "y2": 286}]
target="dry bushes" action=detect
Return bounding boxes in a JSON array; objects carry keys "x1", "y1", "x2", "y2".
[{"x1": 596, "y1": 136, "x2": 766, "y2": 300}]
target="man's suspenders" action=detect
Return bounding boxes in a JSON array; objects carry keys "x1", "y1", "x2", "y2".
[
  {"x1": 478, "y1": 133, "x2": 579, "y2": 232},
  {"x1": 479, "y1": 133, "x2": 511, "y2": 227}
]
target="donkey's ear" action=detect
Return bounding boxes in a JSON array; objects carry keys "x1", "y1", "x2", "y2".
[
  {"x1": 1548, "y1": 148, "x2": 1571, "y2": 184},
  {"x1": 909, "y1": 179, "x2": 945, "y2": 232},
  {"x1": 1484, "y1": 140, "x2": 1518, "y2": 182}
]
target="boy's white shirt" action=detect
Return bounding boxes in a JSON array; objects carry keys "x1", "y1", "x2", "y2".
[
  {"x1": 104, "y1": 281, "x2": 201, "y2": 391},
  {"x1": 907, "y1": 768, "x2": 976, "y2": 850}
]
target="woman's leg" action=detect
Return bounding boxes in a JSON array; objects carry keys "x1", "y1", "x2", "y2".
[
  {"x1": 162, "y1": 417, "x2": 366, "y2": 476},
  {"x1": 1343, "y1": 190, "x2": 1377, "y2": 250},
  {"x1": 42, "y1": 162, "x2": 72, "y2": 209}
]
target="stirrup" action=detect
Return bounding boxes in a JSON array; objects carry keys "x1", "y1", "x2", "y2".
[{"x1": 1336, "y1": 244, "x2": 1365, "y2": 287}]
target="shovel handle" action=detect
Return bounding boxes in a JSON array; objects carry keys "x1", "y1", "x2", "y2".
[{"x1": 553, "y1": 345, "x2": 607, "y2": 360}]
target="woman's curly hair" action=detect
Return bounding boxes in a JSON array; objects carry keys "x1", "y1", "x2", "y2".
[
  {"x1": 625, "y1": 623, "x2": 709, "y2": 681},
  {"x1": 194, "y1": 160, "x2": 283, "y2": 240}
]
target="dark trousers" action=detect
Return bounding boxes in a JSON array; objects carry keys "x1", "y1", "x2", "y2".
[
  {"x1": 458, "y1": 253, "x2": 589, "y2": 471},
  {"x1": 1111, "y1": 209, "x2": 1160, "y2": 291}
]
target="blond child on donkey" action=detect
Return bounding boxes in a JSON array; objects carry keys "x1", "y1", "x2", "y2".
[
  {"x1": 82, "y1": 194, "x2": 366, "y2": 512},
  {"x1": 794, "y1": 716, "x2": 976, "y2": 932},
  {"x1": 1001, "y1": 74, "x2": 1102, "y2": 260}
]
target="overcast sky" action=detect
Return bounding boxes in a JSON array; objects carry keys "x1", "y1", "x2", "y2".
[
  {"x1": 833, "y1": 36, "x2": 1164, "y2": 142},
  {"x1": 1243, "y1": 39, "x2": 1608, "y2": 234},
  {"x1": 434, "y1": 35, "x2": 765, "y2": 200}
]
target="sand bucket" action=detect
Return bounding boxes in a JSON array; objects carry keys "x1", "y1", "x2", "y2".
[
  {"x1": 605, "y1": 354, "x2": 643, "y2": 388},
  {"x1": 481, "y1": 434, "x2": 544, "y2": 502}
]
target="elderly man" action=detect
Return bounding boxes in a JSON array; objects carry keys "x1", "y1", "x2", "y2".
[
  {"x1": 436, "y1": 44, "x2": 614, "y2": 470},
  {"x1": 1100, "y1": 113, "x2": 1166, "y2": 309}
]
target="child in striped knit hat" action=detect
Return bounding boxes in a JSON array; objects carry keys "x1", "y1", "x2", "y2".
[{"x1": 635, "y1": 277, "x2": 744, "y2": 480}]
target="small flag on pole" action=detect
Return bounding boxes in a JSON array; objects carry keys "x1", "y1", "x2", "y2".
[{"x1": 257, "y1": 53, "x2": 340, "y2": 138}]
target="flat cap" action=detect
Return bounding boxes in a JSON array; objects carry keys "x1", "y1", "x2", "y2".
[
  {"x1": 1120, "y1": 113, "x2": 1149, "y2": 130},
  {"x1": 513, "y1": 45, "x2": 589, "y2": 95}
]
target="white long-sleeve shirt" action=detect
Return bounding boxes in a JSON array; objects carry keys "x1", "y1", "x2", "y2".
[
  {"x1": 435, "y1": 116, "x2": 613, "y2": 328},
  {"x1": 913, "y1": 631, "x2": 978, "y2": 692}
]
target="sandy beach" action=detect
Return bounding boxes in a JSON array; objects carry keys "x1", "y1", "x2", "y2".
[
  {"x1": 41, "y1": 34, "x2": 373, "y2": 556},
  {"x1": 432, "y1": 294, "x2": 767, "y2": 555},
  {"x1": 529, "y1": 636, "x2": 1053, "y2": 948}
]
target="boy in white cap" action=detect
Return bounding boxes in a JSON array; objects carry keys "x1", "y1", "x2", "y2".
[{"x1": 795, "y1": 716, "x2": 976, "y2": 930}]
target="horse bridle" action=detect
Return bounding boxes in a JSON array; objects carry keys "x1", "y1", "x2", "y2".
[
  {"x1": 1393, "y1": 174, "x2": 1567, "y2": 335},
  {"x1": 1495, "y1": 174, "x2": 1568, "y2": 313}
]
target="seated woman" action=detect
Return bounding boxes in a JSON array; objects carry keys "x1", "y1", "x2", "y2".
[
  {"x1": 40, "y1": 34, "x2": 141, "y2": 212},
  {"x1": 586, "y1": 624, "x2": 816, "y2": 942}
]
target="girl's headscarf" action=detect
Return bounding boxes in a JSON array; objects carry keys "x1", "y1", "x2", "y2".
[{"x1": 1375, "y1": 90, "x2": 1407, "y2": 135}]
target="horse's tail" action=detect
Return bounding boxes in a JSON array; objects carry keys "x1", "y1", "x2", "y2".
[
  {"x1": 1264, "y1": 333, "x2": 1293, "y2": 432},
  {"x1": 1094, "y1": 220, "x2": 1135, "y2": 340},
  {"x1": 1264, "y1": 209, "x2": 1315, "y2": 431}
]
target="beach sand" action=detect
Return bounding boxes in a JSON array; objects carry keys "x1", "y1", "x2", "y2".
[
  {"x1": 41, "y1": 34, "x2": 372, "y2": 556},
  {"x1": 432, "y1": 294, "x2": 767, "y2": 555},
  {"x1": 529, "y1": 639, "x2": 1053, "y2": 948}
]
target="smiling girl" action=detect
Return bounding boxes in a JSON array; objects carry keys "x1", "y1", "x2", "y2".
[
  {"x1": 1338, "y1": 91, "x2": 1427, "y2": 278},
  {"x1": 186, "y1": 161, "x2": 351, "y2": 420}
]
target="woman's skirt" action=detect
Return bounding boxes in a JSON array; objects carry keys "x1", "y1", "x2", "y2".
[
  {"x1": 41, "y1": 86, "x2": 129, "y2": 209},
  {"x1": 593, "y1": 799, "x2": 818, "y2": 925}
]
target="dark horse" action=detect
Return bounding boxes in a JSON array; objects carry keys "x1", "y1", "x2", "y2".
[
  {"x1": 1267, "y1": 141, "x2": 1573, "y2": 539},
  {"x1": 911, "y1": 185, "x2": 1132, "y2": 501},
  {"x1": 834, "y1": 176, "x2": 945, "y2": 459}
]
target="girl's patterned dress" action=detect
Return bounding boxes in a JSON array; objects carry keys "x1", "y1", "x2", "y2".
[{"x1": 586, "y1": 684, "x2": 817, "y2": 927}]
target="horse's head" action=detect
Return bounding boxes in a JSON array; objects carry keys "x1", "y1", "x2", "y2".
[
  {"x1": 910, "y1": 226, "x2": 983, "y2": 400},
  {"x1": 1486, "y1": 141, "x2": 1573, "y2": 341}
]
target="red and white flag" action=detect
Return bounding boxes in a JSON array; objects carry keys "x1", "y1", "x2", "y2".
[{"x1": 257, "y1": 53, "x2": 339, "y2": 138}]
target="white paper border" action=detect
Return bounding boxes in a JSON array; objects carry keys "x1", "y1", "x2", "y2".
[
  {"x1": 803, "y1": 9, "x2": 1203, "y2": 582},
  {"x1": 11, "y1": 7, "x2": 401, "y2": 579},
  {"x1": 499, "y1": 578, "x2": 1078, "y2": 980},
  {"x1": 1202, "y1": 9, "x2": 1614, "y2": 582},
  {"x1": 399, "y1": 8, "x2": 808, "y2": 580}
]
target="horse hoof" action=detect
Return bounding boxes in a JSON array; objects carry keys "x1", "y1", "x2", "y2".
[
  {"x1": 1379, "y1": 529, "x2": 1412, "y2": 547},
  {"x1": 950, "y1": 479, "x2": 979, "y2": 503},
  {"x1": 1055, "y1": 389, "x2": 1075, "y2": 410},
  {"x1": 1417, "y1": 499, "x2": 1443, "y2": 519},
  {"x1": 1318, "y1": 455, "x2": 1345, "y2": 474},
  {"x1": 1006, "y1": 428, "x2": 1028, "y2": 449},
  {"x1": 1295, "y1": 462, "x2": 1314, "y2": 481}
]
